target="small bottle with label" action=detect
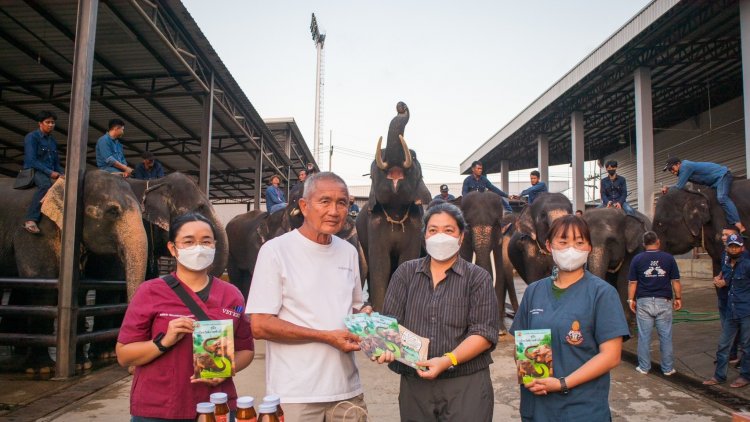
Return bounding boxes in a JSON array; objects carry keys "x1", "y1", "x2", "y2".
[
  {"x1": 236, "y1": 396, "x2": 258, "y2": 422},
  {"x1": 262, "y1": 395, "x2": 284, "y2": 422},
  {"x1": 196, "y1": 402, "x2": 216, "y2": 422},
  {"x1": 209, "y1": 392, "x2": 230, "y2": 422},
  {"x1": 257, "y1": 403, "x2": 280, "y2": 422}
]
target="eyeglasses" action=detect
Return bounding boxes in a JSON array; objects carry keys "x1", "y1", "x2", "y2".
[{"x1": 175, "y1": 240, "x2": 216, "y2": 249}]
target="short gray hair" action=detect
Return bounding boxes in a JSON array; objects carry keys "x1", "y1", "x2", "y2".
[{"x1": 302, "y1": 171, "x2": 348, "y2": 200}]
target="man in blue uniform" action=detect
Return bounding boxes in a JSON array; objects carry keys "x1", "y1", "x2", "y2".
[
  {"x1": 512, "y1": 170, "x2": 548, "y2": 205},
  {"x1": 714, "y1": 226, "x2": 747, "y2": 366},
  {"x1": 96, "y1": 118, "x2": 132, "y2": 176},
  {"x1": 433, "y1": 184, "x2": 455, "y2": 201},
  {"x1": 662, "y1": 157, "x2": 745, "y2": 234},
  {"x1": 133, "y1": 151, "x2": 165, "y2": 180},
  {"x1": 23, "y1": 111, "x2": 65, "y2": 234},
  {"x1": 628, "y1": 231, "x2": 681, "y2": 376},
  {"x1": 462, "y1": 161, "x2": 513, "y2": 213},
  {"x1": 600, "y1": 160, "x2": 635, "y2": 215}
]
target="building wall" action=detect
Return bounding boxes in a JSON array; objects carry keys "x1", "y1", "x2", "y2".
[{"x1": 604, "y1": 96, "x2": 746, "y2": 213}]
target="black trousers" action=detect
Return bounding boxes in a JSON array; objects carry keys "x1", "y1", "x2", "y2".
[{"x1": 399, "y1": 367, "x2": 494, "y2": 421}]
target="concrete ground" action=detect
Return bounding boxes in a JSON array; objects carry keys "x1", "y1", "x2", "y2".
[{"x1": 0, "y1": 276, "x2": 745, "y2": 421}]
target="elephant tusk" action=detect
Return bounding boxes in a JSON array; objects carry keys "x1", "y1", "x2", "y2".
[
  {"x1": 399, "y1": 135, "x2": 412, "y2": 169},
  {"x1": 375, "y1": 136, "x2": 388, "y2": 170},
  {"x1": 290, "y1": 208, "x2": 300, "y2": 216}
]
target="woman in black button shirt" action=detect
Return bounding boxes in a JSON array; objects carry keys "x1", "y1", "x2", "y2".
[{"x1": 377, "y1": 202, "x2": 500, "y2": 421}]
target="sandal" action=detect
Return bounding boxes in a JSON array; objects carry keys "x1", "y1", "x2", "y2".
[
  {"x1": 23, "y1": 221, "x2": 40, "y2": 234},
  {"x1": 731, "y1": 377, "x2": 750, "y2": 388},
  {"x1": 702, "y1": 378, "x2": 723, "y2": 386}
]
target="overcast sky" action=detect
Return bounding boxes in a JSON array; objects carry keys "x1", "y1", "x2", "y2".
[{"x1": 182, "y1": 0, "x2": 652, "y2": 189}]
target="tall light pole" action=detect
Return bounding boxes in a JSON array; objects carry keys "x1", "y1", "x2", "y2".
[{"x1": 310, "y1": 13, "x2": 326, "y2": 165}]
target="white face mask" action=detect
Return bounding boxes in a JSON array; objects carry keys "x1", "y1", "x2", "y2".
[
  {"x1": 175, "y1": 245, "x2": 216, "y2": 271},
  {"x1": 551, "y1": 246, "x2": 589, "y2": 272},
  {"x1": 425, "y1": 233, "x2": 461, "y2": 261}
]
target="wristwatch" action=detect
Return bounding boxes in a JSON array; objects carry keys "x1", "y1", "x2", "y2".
[
  {"x1": 559, "y1": 377, "x2": 569, "y2": 395},
  {"x1": 153, "y1": 332, "x2": 171, "y2": 353}
]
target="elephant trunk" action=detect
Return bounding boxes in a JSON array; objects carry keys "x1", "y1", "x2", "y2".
[
  {"x1": 384, "y1": 102, "x2": 410, "y2": 167},
  {"x1": 117, "y1": 208, "x2": 149, "y2": 301},
  {"x1": 471, "y1": 225, "x2": 494, "y2": 276},
  {"x1": 587, "y1": 246, "x2": 608, "y2": 280},
  {"x1": 206, "y1": 208, "x2": 229, "y2": 277}
]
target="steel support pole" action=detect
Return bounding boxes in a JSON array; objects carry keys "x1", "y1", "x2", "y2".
[
  {"x1": 741, "y1": 0, "x2": 750, "y2": 178},
  {"x1": 500, "y1": 160, "x2": 510, "y2": 194},
  {"x1": 537, "y1": 134, "x2": 549, "y2": 184},
  {"x1": 571, "y1": 112, "x2": 585, "y2": 212},
  {"x1": 314, "y1": 42, "x2": 323, "y2": 163},
  {"x1": 254, "y1": 138, "x2": 263, "y2": 210},
  {"x1": 56, "y1": 0, "x2": 98, "y2": 379},
  {"x1": 199, "y1": 73, "x2": 214, "y2": 196},
  {"x1": 634, "y1": 67, "x2": 655, "y2": 217}
]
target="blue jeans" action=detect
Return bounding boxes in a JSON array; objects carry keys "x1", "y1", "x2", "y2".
[
  {"x1": 718, "y1": 301, "x2": 741, "y2": 359},
  {"x1": 501, "y1": 197, "x2": 513, "y2": 214},
  {"x1": 598, "y1": 201, "x2": 636, "y2": 216},
  {"x1": 636, "y1": 297, "x2": 674, "y2": 373},
  {"x1": 716, "y1": 173, "x2": 741, "y2": 225},
  {"x1": 713, "y1": 313, "x2": 750, "y2": 381},
  {"x1": 25, "y1": 171, "x2": 53, "y2": 222},
  {"x1": 268, "y1": 202, "x2": 287, "y2": 213}
]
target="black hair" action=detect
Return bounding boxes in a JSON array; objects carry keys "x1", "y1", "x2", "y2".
[
  {"x1": 642, "y1": 231, "x2": 659, "y2": 246},
  {"x1": 547, "y1": 214, "x2": 591, "y2": 245},
  {"x1": 530, "y1": 170, "x2": 540, "y2": 178},
  {"x1": 141, "y1": 151, "x2": 154, "y2": 160},
  {"x1": 108, "y1": 118, "x2": 125, "y2": 130},
  {"x1": 605, "y1": 160, "x2": 618, "y2": 168},
  {"x1": 423, "y1": 202, "x2": 466, "y2": 234},
  {"x1": 302, "y1": 171, "x2": 348, "y2": 200},
  {"x1": 471, "y1": 160, "x2": 482, "y2": 169},
  {"x1": 169, "y1": 212, "x2": 216, "y2": 242},
  {"x1": 35, "y1": 110, "x2": 57, "y2": 122},
  {"x1": 298, "y1": 169, "x2": 307, "y2": 177},
  {"x1": 269, "y1": 174, "x2": 281, "y2": 183},
  {"x1": 575, "y1": 209, "x2": 583, "y2": 215}
]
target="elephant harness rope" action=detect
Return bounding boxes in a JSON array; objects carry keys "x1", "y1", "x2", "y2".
[{"x1": 382, "y1": 208, "x2": 409, "y2": 232}]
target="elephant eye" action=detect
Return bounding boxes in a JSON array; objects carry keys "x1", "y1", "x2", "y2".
[{"x1": 106, "y1": 205, "x2": 122, "y2": 218}]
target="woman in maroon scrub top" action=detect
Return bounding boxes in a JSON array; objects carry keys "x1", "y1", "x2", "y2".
[{"x1": 117, "y1": 212, "x2": 255, "y2": 421}]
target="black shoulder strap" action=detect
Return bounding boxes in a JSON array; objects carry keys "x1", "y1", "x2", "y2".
[{"x1": 162, "y1": 274, "x2": 211, "y2": 321}]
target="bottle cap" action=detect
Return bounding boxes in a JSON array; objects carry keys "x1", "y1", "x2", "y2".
[
  {"x1": 237, "y1": 396, "x2": 255, "y2": 408},
  {"x1": 197, "y1": 402, "x2": 215, "y2": 414},
  {"x1": 258, "y1": 403, "x2": 278, "y2": 414},
  {"x1": 262, "y1": 394, "x2": 281, "y2": 406},
  {"x1": 210, "y1": 392, "x2": 228, "y2": 404}
]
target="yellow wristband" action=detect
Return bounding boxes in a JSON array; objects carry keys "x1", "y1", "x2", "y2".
[{"x1": 444, "y1": 352, "x2": 458, "y2": 366}]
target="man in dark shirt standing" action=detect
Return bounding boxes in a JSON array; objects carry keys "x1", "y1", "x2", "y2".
[
  {"x1": 600, "y1": 160, "x2": 635, "y2": 216},
  {"x1": 23, "y1": 111, "x2": 64, "y2": 234},
  {"x1": 133, "y1": 151, "x2": 165, "y2": 180},
  {"x1": 704, "y1": 234, "x2": 750, "y2": 388},
  {"x1": 628, "y1": 231, "x2": 681, "y2": 376},
  {"x1": 461, "y1": 161, "x2": 512, "y2": 213}
]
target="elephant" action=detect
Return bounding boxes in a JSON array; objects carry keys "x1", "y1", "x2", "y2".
[
  {"x1": 456, "y1": 191, "x2": 518, "y2": 333},
  {"x1": 227, "y1": 195, "x2": 366, "y2": 302},
  {"x1": 355, "y1": 102, "x2": 432, "y2": 311},
  {"x1": 508, "y1": 193, "x2": 572, "y2": 284},
  {"x1": 583, "y1": 207, "x2": 651, "y2": 314},
  {"x1": 126, "y1": 172, "x2": 229, "y2": 280},
  {"x1": 653, "y1": 180, "x2": 750, "y2": 275},
  {"x1": 0, "y1": 171, "x2": 147, "y2": 371}
]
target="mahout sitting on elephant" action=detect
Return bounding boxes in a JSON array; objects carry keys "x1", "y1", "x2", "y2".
[
  {"x1": 0, "y1": 171, "x2": 148, "y2": 373},
  {"x1": 653, "y1": 179, "x2": 750, "y2": 276},
  {"x1": 355, "y1": 101, "x2": 432, "y2": 311},
  {"x1": 508, "y1": 192, "x2": 572, "y2": 284}
]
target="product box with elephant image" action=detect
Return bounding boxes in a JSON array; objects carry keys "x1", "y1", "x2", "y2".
[
  {"x1": 344, "y1": 313, "x2": 429, "y2": 370},
  {"x1": 192, "y1": 320, "x2": 234, "y2": 379},
  {"x1": 514, "y1": 329, "x2": 553, "y2": 384}
]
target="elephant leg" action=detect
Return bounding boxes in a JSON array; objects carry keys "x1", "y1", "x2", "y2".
[
  {"x1": 492, "y1": 246, "x2": 508, "y2": 334},
  {"x1": 616, "y1": 258, "x2": 634, "y2": 323},
  {"x1": 227, "y1": 260, "x2": 250, "y2": 304},
  {"x1": 368, "y1": 233, "x2": 392, "y2": 312}
]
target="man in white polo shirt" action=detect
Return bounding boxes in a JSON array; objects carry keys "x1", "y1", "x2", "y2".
[{"x1": 248, "y1": 171, "x2": 369, "y2": 421}]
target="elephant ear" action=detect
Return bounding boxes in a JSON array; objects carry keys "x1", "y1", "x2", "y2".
[
  {"x1": 416, "y1": 179, "x2": 432, "y2": 205},
  {"x1": 624, "y1": 215, "x2": 647, "y2": 254},
  {"x1": 40, "y1": 178, "x2": 66, "y2": 230},
  {"x1": 683, "y1": 197, "x2": 710, "y2": 238}
]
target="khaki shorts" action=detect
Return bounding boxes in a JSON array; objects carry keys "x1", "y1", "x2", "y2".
[{"x1": 282, "y1": 393, "x2": 367, "y2": 422}]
